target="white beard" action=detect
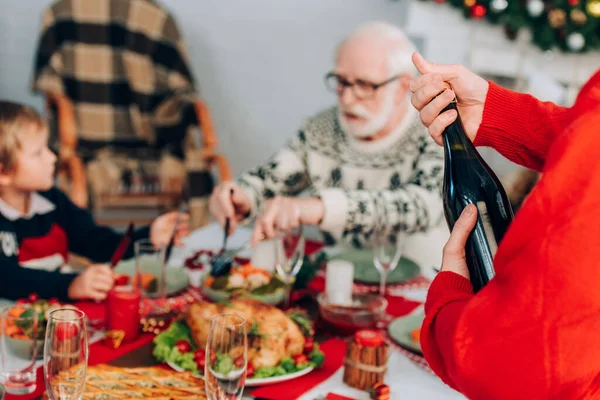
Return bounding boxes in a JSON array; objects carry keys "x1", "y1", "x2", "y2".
[{"x1": 338, "y1": 85, "x2": 397, "y2": 139}]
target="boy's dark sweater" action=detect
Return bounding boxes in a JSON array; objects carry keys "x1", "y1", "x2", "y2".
[{"x1": 0, "y1": 187, "x2": 149, "y2": 300}]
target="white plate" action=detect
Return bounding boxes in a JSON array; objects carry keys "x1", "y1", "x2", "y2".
[{"x1": 166, "y1": 360, "x2": 314, "y2": 387}]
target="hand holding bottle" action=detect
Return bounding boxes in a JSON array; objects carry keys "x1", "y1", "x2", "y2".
[
  {"x1": 409, "y1": 53, "x2": 489, "y2": 145},
  {"x1": 441, "y1": 204, "x2": 478, "y2": 280}
]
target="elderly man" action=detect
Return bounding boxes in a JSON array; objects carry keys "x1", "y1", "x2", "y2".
[{"x1": 210, "y1": 22, "x2": 443, "y2": 249}]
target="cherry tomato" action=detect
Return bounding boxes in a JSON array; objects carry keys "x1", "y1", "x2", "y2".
[
  {"x1": 28, "y1": 293, "x2": 39, "y2": 303},
  {"x1": 194, "y1": 349, "x2": 206, "y2": 360},
  {"x1": 56, "y1": 322, "x2": 79, "y2": 341},
  {"x1": 175, "y1": 340, "x2": 191, "y2": 354},
  {"x1": 246, "y1": 363, "x2": 255, "y2": 378},
  {"x1": 293, "y1": 354, "x2": 308, "y2": 366},
  {"x1": 196, "y1": 357, "x2": 206, "y2": 371},
  {"x1": 234, "y1": 356, "x2": 245, "y2": 368},
  {"x1": 48, "y1": 298, "x2": 60, "y2": 305},
  {"x1": 303, "y1": 337, "x2": 314, "y2": 354}
]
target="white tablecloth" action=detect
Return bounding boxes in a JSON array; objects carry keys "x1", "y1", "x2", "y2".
[{"x1": 176, "y1": 222, "x2": 463, "y2": 400}]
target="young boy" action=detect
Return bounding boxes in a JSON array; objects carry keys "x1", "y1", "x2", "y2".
[{"x1": 0, "y1": 100, "x2": 190, "y2": 301}]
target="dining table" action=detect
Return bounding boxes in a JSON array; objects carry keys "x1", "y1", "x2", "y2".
[{"x1": 1, "y1": 222, "x2": 464, "y2": 400}]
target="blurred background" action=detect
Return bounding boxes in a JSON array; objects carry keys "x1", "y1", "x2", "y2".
[{"x1": 1, "y1": 0, "x2": 599, "y2": 224}]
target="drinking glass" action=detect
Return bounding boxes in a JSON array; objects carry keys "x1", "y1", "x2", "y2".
[
  {"x1": 372, "y1": 218, "x2": 404, "y2": 296},
  {"x1": 134, "y1": 239, "x2": 167, "y2": 300},
  {"x1": 1, "y1": 305, "x2": 40, "y2": 394},
  {"x1": 274, "y1": 225, "x2": 305, "y2": 308},
  {"x1": 43, "y1": 308, "x2": 88, "y2": 400},
  {"x1": 204, "y1": 314, "x2": 247, "y2": 400}
]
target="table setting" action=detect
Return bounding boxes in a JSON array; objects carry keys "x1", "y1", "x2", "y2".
[{"x1": 1, "y1": 220, "x2": 464, "y2": 400}]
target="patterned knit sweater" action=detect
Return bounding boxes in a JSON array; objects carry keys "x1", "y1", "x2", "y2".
[{"x1": 237, "y1": 105, "x2": 444, "y2": 248}]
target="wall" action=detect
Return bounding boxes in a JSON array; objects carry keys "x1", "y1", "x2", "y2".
[{"x1": 0, "y1": 0, "x2": 598, "y2": 178}]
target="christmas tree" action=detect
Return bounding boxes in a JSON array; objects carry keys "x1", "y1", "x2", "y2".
[{"x1": 423, "y1": 0, "x2": 600, "y2": 53}]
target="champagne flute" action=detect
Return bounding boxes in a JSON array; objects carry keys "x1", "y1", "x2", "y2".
[
  {"x1": 274, "y1": 225, "x2": 305, "y2": 309},
  {"x1": 205, "y1": 314, "x2": 247, "y2": 400},
  {"x1": 372, "y1": 214, "x2": 404, "y2": 296},
  {"x1": 44, "y1": 308, "x2": 88, "y2": 400}
]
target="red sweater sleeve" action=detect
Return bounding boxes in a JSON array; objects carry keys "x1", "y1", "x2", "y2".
[
  {"x1": 422, "y1": 71, "x2": 600, "y2": 399},
  {"x1": 473, "y1": 82, "x2": 572, "y2": 172}
]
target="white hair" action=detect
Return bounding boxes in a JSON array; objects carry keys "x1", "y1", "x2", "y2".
[{"x1": 337, "y1": 21, "x2": 417, "y2": 77}]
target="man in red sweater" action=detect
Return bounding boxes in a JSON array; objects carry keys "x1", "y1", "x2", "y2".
[{"x1": 409, "y1": 52, "x2": 600, "y2": 399}]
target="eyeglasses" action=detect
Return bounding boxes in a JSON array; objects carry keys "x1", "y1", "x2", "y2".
[{"x1": 324, "y1": 72, "x2": 400, "y2": 100}]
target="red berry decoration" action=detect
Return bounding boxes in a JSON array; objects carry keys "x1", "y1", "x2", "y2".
[
  {"x1": 471, "y1": 3, "x2": 487, "y2": 18},
  {"x1": 28, "y1": 293, "x2": 38, "y2": 303},
  {"x1": 568, "y1": 0, "x2": 579, "y2": 5},
  {"x1": 48, "y1": 298, "x2": 60, "y2": 305}
]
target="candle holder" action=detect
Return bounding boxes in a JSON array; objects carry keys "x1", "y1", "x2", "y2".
[{"x1": 105, "y1": 278, "x2": 141, "y2": 344}]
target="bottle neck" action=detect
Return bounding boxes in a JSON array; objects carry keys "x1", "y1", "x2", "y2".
[{"x1": 442, "y1": 102, "x2": 477, "y2": 156}]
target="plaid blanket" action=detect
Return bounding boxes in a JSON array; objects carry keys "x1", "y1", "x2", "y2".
[{"x1": 32, "y1": 0, "x2": 200, "y2": 160}]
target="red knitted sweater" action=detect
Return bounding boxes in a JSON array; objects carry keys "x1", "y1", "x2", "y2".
[{"x1": 422, "y1": 70, "x2": 600, "y2": 400}]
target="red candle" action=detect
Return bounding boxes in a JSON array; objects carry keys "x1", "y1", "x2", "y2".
[{"x1": 106, "y1": 285, "x2": 141, "y2": 343}]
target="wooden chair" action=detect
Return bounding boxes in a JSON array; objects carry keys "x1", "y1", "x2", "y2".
[
  {"x1": 48, "y1": 93, "x2": 231, "y2": 227},
  {"x1": 33, "y1": 0, "x2": 231, "y2": 227}
]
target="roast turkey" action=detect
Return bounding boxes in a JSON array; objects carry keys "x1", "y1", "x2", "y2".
[{"x1": 185, "y1": 298, "x2": 305, "y2": 368}]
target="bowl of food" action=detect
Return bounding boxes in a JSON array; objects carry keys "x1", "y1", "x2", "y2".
[
  {"x1": 201, "y1": 262, "x2": 285, "y2": 305},
  {"x1": 317, "y1": 293, "x2": 387, "y2": 331},
  {"x1": 3, "y1": 301, "x2": 54, "y2": 360}
]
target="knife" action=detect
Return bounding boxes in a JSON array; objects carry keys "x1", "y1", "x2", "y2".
[
  {"x1": 110, "y1": 222, "x2": 135, "y2": 269},
  {"x1": 164, "y1": 185, "x2": 189, "y2": 264}
]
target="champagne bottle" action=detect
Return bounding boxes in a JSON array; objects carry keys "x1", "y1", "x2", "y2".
[{"x1": 442, "y1": 101, "x2": 514, "y2": 292}]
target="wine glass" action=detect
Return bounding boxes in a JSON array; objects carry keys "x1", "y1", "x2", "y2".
[
  {"x1": 372, "y1": 218, "x2": 404, "y2": 296},
  {"x1": 43, "y1": 308, "x2": 88, "y2": 400},
  {"x1": 274, "y1": 225, "x2": 305, "y2": 309},
  {"x1": 204, "y1": 314, "x2": 247, "y2": 400}
]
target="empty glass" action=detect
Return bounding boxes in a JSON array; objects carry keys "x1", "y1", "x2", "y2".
[
  {"x1": 204, "y1": 314, "x2": 247, "y2": 400},
  {"x1": 1, "y1": 305, "x2": 40, "y2": 395},
  {"x1": 43, "y1": 308, "x2": 88, "y2": 400},
  {"x1": 274, "y1": 225, "x2": 305, "y2": 308},
  {"x1": 372, "y1": 214, "x2": 404, "y2": 296}
]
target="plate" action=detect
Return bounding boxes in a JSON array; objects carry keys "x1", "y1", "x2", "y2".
[
  {"x1": 331, "y1": 249, "x2": 420, "y2": 284},
  {"x1": 166, "y1": 360, "x2": 314, "y2": 387},
  {"x1": 114, "y1": 259, "x2": 189, "y2": 296},
  {"x1": 388, "y1": 312, "x2": 424, "y2": 355},
  {"x1": 199, "y1": 274, "x2": 284, "y2": 306}
]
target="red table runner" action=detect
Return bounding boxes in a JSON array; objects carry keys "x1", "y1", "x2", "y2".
[{"x1": 5, "y1": 239, "x2": 428, "y2": 400}]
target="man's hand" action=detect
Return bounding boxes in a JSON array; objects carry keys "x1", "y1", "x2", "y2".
[
  {"x1": 409, "y1": 53, "x2": 489, "y2": 146},
  {"x1": 68, "y1": 264, "x2": 115, "y2": 301},
  {"x1": 440, "y1": 204, "x2": 478, "y2": 279},
  {"x1": 150, "y1": 211, "x2": 190, "y2": 247},
  {"x1": 209, "y1": 182, "x2": 252, "y2": 235},
  {"x1": 252, "y1": 197, "x2": 324, "y2": 244}
]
